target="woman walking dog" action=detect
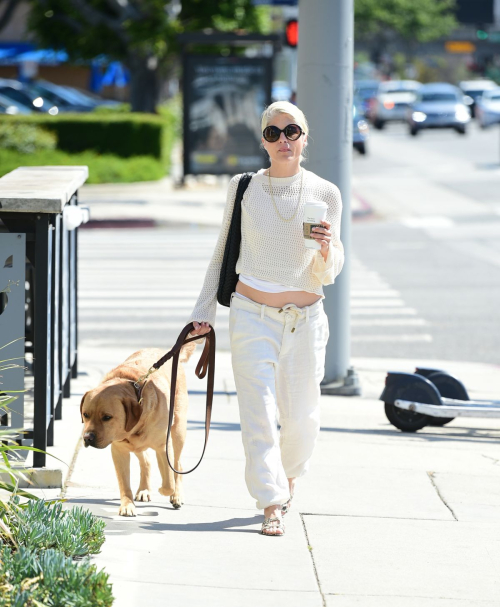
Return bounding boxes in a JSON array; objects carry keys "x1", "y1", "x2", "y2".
[{"x1": 188, "y1": 101, "x2": 344, "y2": 536}]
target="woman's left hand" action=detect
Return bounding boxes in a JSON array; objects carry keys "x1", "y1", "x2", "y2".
[{"x1": 312, "y1": 220, "x2": 331, "y2": 261}]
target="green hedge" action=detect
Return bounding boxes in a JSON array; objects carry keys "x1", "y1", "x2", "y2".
[
  {"x1": 0, "y1": 110, "x2": 176, "y2": 159},
  {"x1": 0, "y1": 148, "x2": 166, "y2": 184}
]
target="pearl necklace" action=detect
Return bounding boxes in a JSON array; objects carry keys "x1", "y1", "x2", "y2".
[{"x1": 266, "y1": 168, "x2": 304, "y2": 223}]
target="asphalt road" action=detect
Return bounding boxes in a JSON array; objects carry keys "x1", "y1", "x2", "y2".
[{"x1": 351, "y1": 120, "x2": 500, "y2": 365}]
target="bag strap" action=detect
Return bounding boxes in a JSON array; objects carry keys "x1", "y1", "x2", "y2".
[
  {"x1": 226, "y1": 171, "x2": 254, "y2": 254},
  {"x1": 134, "y1": 323, "x2": 216, "y2": 475}
]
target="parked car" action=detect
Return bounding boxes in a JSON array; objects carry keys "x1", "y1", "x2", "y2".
[
  {"x1": 458, "y1": 79, "x2": 498, "y2": 118},
  {"x1": 0, "y1": 78, "x2": 58, "y2": 114},
  {"x1": 353, "y1": 99, "x2": 369, "y2": 155},
  {"x1": 354, "y1": 79, "x2": 380, "y2": 118},
  {"x1": 0, "y1": 92, "x2": 31, "y2": 114},
  {"x1": 407, "y1": 83, "x2": 470, "y2": 136},
  {"x1": 28, "y1": 80, "x2": 97, "y2": 112},
  {"x1": 369, "y1": 80, "x2": 421, "y2": 129},
  {"x1": 475, "y1": 87, "x2": 500, "y2": 128}
]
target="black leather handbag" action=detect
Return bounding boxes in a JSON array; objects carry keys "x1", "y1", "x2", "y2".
[{"x1": 217, "y1": 172, "x2": 254, "y2": 307}]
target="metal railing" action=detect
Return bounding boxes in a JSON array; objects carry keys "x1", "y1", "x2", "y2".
[{"x1": 0, "y1": 166, "x2": 89, "y2": 467}]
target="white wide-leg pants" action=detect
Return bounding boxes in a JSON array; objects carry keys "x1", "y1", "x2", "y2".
[{"x1": 229, "y1": 291, "x2": 329, "y2": 510}]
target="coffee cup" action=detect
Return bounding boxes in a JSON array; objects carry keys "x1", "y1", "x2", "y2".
[{"x1": 303, "y1": 201, "x2": 327, "y2": 250}]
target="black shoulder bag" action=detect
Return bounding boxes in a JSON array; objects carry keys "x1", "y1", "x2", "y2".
[{"x1": 216, "y1": 172, "x2": 254, "y2": 307}]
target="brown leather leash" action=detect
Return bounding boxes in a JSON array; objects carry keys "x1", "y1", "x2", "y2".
[{"x1": 133, "y1": 323, "x2": 215, "y2": 475}]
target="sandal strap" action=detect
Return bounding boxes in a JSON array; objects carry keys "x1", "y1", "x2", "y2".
[
  {"x1": 281, "y1": 495, "x2": 294, "y2": 514},
  {"x1": 261, "y1": 517, "x2": 285, "y2": 534}
]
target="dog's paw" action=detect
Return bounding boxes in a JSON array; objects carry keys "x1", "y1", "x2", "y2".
[
  {"x1": 158, "y1": 486, "x2": 174, "y2": 497},
  {"x1": 118, "y1": 502, "x2": 136, "y2": 517},
  {"x1": 135, "y1": 489, "x2": 152, "y2": 502},
  {"x1": 170, "y1": 493, "x2": 183, "y2": 509}
]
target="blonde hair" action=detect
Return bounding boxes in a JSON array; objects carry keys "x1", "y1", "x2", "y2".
[{"x1": 261, "y1": 101, "x2": 309, "y2": 135}]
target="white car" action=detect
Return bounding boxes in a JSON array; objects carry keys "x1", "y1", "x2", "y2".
[
  {"x1": 369, "y1": 80, "x2": 421, "y2": 129},
  {"x1": 458, "y1": 79, "x2": 498, "y2": 118},
  {"x1": 476, "y1": 87, "x2": 500, "y2": 128}
]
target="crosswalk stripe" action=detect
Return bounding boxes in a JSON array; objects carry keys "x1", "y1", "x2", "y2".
[{"x1": 78, "y1": 230, "x2": 433, "y2": 350}]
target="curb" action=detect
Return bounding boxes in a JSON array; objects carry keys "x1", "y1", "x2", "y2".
[
  {"x1": 1, "y1": 468, "x2": 63, "y2": 489},
  {"x1": 352, "y1": 190, "x2": 373, "y2": 219}
]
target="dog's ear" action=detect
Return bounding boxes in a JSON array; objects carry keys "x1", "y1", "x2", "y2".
[
  {"x1": 80, "y1": 391, "x2": 89, "y2": 423},
  {"x1": 122, "y1": 397, "x2": 142, "y2": 433}
]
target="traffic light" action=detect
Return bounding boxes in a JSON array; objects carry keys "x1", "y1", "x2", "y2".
[
  {"x1": 285, "y1": 19, "x2": 298, "y2": 48},
  {"x1": 476, "y1": 29, "x2": 489, "y2": 39}
]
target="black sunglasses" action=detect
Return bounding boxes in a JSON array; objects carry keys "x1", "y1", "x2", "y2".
[{"x1": 262, "y1": 123, "x2": 303, "y2": 143}]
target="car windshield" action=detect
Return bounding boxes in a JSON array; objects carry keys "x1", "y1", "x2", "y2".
[
  {"x1": 464, "y1": 90, "x2": 484, "y2": 100},
  {"x1": 29, "y1": 85, "x2": 69, "y2": 105},
  {"x1": 0, "y1": 87, "x2": 33, "y2": 105},
  {"x1": 382, "y1": 87, "x2": 417, "y2": 94},
  {"x1": 420, "y1": 93, "x2": 457, "y2": 102}
]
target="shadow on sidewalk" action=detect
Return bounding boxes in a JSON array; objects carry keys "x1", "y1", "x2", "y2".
[
  {"x1": 321, "y1": 425, "x2": 500, "y2": 443},
  {"x1": 67, "y1": 498, "x2": 262, "y2": 534}
]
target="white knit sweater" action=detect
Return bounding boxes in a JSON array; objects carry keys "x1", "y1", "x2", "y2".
[{"x1": 188, "y1": 168, "x2": 344, "y2": 326}]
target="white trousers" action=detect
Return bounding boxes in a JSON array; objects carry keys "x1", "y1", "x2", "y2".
[{"x1": 229, "y1": 291, "x2": 329, "y2": 510}]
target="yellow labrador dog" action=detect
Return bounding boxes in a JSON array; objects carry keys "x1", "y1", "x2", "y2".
[{"x1": 80, "y1": 345, "x2": 196, "y2": 516}]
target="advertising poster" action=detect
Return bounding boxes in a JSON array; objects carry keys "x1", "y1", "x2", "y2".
[{"x1": 183, "y1": 55, "x2": 272, "y2": 175}]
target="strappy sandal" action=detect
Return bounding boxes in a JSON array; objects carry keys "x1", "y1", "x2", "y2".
[
  {"x1": 281, "y1": 495, "x2": 293, "y2": 516},
  {"x1": 261, "y1": 516, "x2": 285, "y2": 536}
]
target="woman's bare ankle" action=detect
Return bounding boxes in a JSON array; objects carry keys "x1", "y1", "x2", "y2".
[{"x1": 264, "y1": 504, "x2": 281, "y2": 519}]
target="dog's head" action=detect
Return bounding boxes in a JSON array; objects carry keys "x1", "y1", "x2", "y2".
[{"x1": 80, "y1": 380, "x2": 142, "y2": 449}]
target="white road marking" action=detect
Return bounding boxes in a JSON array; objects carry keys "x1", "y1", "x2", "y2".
[
  {"x1": 351, "y1": 299, "x2": 406, "y2": 307},
  {"x1": 351, "y1": 308, "x2": 417, "y2": 316},
  {"x1": 352, "y1": 334, "x2": 433, "y2": 343},
  {"x1": 401, "y1": 216, "x2": 454, "y2": 229},
  {"x1": 351, "y1": 318, "x2": 427, "y2": 327}
]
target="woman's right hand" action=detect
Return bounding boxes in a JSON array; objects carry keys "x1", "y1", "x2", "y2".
[{"x1": 190, "y1": 321, "x2": 212, "y2": 337}]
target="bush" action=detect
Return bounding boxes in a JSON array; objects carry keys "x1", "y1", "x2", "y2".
[
  {"x1": 1, "y1": 499, "x2": 106, "y2": 557},
  {"x1": 0, "y1": 546, "x2": 114, "y2": 607},
  {"x1": 0, "y1": 148, "x2": 166, "y2": 184},
  {"x1": 0, "y1": 122, "x2": 56, "y2": 154},
  {"x1": 0, "y1": 112, "x2": 172, "y2": 159}
]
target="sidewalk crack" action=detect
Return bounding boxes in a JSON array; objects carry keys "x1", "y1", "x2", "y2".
[
  {"x1": 300, "y1": 513, "x2": 326, "y2": 607},
  {"x1": 427, "y1": 471, "x2": 457, "y2": 521}
]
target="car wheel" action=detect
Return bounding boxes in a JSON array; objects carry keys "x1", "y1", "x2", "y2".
[
  {"x1": 354, "y1": 141, "x2": 366, "y2": 155},
  {"x1": 410, "y1": 126, "x2": 419, "y2": 136},
  {"x1": 374, "y1": 119, "x2": 384, "y2": 130},
  {"x1": 455, "y1": 125, "x2": 466, "y2": 135}
]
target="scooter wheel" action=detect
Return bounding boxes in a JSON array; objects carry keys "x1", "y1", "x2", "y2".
[
  {"x1": 425, "y1": 372, "x2": 458, "y2": 426},
  {"x1": 384, "y1": 383, "x2": 431, "y2": 432}
]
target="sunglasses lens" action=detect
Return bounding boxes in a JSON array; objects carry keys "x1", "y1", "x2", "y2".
[
  {"x1": 263, "y1": 126, "x2": 280, "y2": 142},
  {"x1": 285, "y1": 125, "x2": 302, "y2": 140}
]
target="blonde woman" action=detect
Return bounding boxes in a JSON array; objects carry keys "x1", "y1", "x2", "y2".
[{"x1": 188, "y1": 101, "x2": 344, "y2": 536}]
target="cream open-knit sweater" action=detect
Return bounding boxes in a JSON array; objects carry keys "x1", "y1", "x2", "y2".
[{"x1": 188, "y1": 168, "x2": 344, "y2": 327}]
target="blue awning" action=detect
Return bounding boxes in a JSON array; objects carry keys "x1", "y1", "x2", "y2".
[{"x1": 13, "y1": 49, "x2": 69, "y2": 65}]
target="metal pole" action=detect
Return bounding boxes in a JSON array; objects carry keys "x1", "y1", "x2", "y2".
[
  {"x1": 297, "y1": 0, "x2": 360, "y2": 395},
  {"x1": 33, "y1": 215, "x2": 53, "y2": 467}
]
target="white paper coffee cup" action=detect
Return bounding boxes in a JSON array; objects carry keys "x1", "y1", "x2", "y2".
[{"x1": 303, "y1": 201, "x2": 327, "y2": 249}]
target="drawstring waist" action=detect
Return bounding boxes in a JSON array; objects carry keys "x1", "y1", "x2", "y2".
[{"x1": 230, "y1": 292, "x2": 323, "y2": 333}]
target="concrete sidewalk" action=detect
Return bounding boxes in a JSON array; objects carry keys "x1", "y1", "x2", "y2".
[{"x1": 35, "y1": 345, "x2": 500, "y2": 607}]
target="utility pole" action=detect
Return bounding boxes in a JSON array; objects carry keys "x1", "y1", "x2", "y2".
[{"x1": 297, "y1": 0, "x2": 360, "y2": 395}]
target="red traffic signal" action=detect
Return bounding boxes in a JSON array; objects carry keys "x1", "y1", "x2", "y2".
[{"x1": 285, "y1": 19, "x2": 298, "y2": 48}]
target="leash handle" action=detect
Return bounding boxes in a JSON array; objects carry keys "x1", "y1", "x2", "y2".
[{"x1": 165, "y1": 323, "x2": 216, "y2": 475}]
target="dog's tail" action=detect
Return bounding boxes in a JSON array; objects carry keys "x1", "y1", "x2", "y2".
[{"x1": 179, "y1": 339, "x2": 197, "y2": 363}]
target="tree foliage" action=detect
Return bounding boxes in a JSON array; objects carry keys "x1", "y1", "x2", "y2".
[
  {"x1": 355, "y1": 0, "x2": 458, "y2": 44},
  {"x1": 0, "y1": 0, "x2": 19, "y2": 33},
  {"x1": 27, "y1": 0, "x2": 270, "y2": 111}
]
